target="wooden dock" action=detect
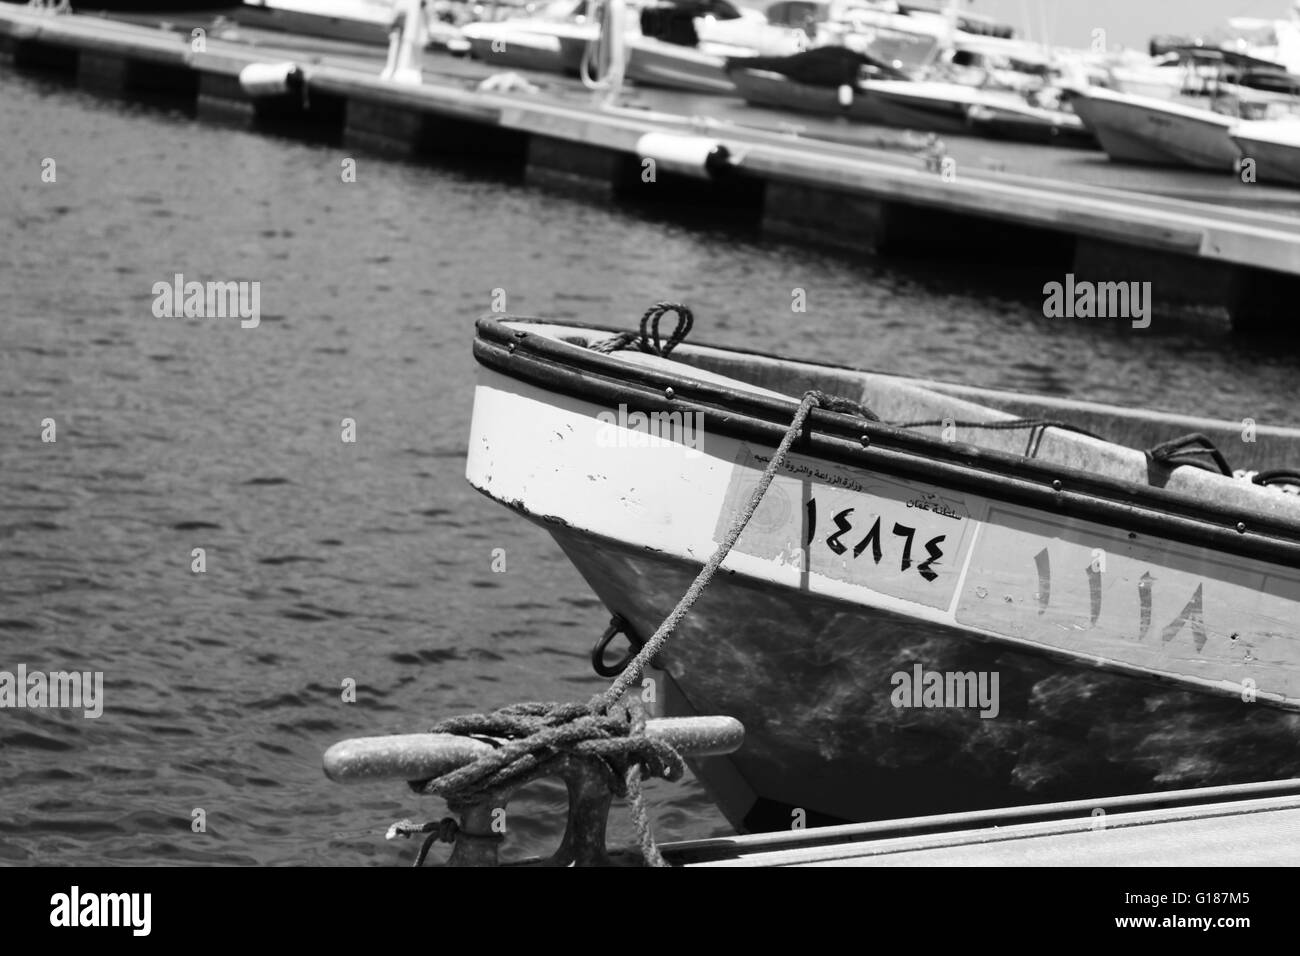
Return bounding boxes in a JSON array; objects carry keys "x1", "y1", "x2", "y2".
[
  {"x1": 661, "y1": 779, "x2": 1300, "y2": 866},
  {"x1": 7, "y1": 4, "x2": 1300, "y2": 329}
]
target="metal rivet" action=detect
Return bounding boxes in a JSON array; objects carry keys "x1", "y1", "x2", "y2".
[
  {"x1": 859, "y1": 435, "x2": 870, "y2": 447},
  {"x1": 1052, "y1": 480, "x2": 1062, "y2": 491},
  {"x1": 1237, "y1": 522, "x2": 1247, "y2": 533},
  {"x1": 665, "y1": 387, "x2": 675, "y2": 399}
]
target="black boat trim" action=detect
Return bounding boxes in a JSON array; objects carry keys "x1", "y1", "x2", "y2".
[{"x1": 473, "y1": 316, "x2": 1300, "y2": 568}]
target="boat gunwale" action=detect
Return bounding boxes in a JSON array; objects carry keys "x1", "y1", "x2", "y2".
[{"x1": 473, "y1": 314, "x2": 1300, "y2": 568}]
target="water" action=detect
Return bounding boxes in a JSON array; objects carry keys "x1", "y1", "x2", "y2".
[{"x1": 2, "y1": 69, "x2": 1299, "y2": 866}]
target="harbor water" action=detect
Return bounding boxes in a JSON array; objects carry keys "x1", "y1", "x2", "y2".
[{"x1": 3, "y1": 67, "x2": 1300, "y2": 865}]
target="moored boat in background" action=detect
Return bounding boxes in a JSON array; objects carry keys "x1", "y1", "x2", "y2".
[
  {"x1": 1067, "y1": 86, "x2": 1246, "y2": 170},
  {"x1": 468, "y1": 312, "x2": 1300, "y2": 831},
  {"x1": 239, "y1": 0, "x2": 403, "y2": 45},
  {"x1": 1231, "y1": 117, "x2": 1300, "y2": 185}
]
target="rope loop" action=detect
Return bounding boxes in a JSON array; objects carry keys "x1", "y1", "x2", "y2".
[
  {"x1": 1147, "y1": 432, "x2": 1233, "y2": 476},
  {"x1": 639, "y1": 301, "x2": 694, "y2": 357}
]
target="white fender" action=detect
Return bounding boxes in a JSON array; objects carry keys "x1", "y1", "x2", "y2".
[
  {"x1": 238, "y1": 62, "x2": 303, "y2": 98},
  {"x1": 636, "y1": 132, "x2": 729, "y2": 179}
]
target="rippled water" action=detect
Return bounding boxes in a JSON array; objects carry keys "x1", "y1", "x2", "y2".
[{"x1": 3, "y1": 68, "x2": 1299, "y2": 865}]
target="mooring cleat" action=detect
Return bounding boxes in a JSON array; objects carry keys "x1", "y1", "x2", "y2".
[{"x1": 324, "y1": 715, "x2": 744, "y2": 866}]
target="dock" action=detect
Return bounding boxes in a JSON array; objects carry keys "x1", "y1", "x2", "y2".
[
  {"x1": 660, "y1": 779, "x2": 1300, "y2": 866},
  {"x1": 6, "y1": 5, "x2": 1300, "y2": 329}
]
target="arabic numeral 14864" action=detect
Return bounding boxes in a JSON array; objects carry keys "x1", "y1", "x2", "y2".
[{"x1": 805, "y1": 500, "x2": 945, "y2": 582}]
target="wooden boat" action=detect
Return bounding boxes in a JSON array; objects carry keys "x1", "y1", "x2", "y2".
[
  {"x1": 468, "y1": 313, "x2": 1300, "y2": 832},
  {"x1": 1231, "y1": 118, "x2": 1300, "y2": 185}
]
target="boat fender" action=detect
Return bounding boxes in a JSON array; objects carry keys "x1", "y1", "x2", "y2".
[
  {"x1": 636, "y1": 132, "x2": 730, "y2": 179},
  {"x1": 238, "y1": 62, "x2": 304, "y2": 98},
  {"x1": 837, "y1": 83, "x2": 853, "y2": 109}
]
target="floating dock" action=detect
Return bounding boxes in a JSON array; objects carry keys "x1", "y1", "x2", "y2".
[{"x1": 6, "y1": 5, "x2": 1300, "y2": 330}]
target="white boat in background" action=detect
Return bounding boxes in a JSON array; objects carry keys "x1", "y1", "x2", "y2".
[
  {"x1": 629, "y1": 4, "x2": 806, "y2": 93},
  {"x1": 1068, "y1": 86, "x2": 1245, "y2": 170},
  {"x1": 461, "y1": 14, "x2": 593, "y2": 77},
  {"x1": 240, "y1": 0, "x2": 402, "y2": 44},
  {"x1": 861, "y1": 78, "x2": 1090, "y2": 142},
  {"x1": 1231, "y1": 118, "x2": 1300, "y2": 185},
  {"x1": 462, "y1": 0, "x2": 804, "y2": 93},
  {"x1": 626, "y1": 35, "x2": 746, "y2": 93}
]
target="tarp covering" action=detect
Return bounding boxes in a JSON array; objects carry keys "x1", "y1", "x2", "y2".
[{"x1": 726, "y1": 45, "x2": 908, "y2": 85}]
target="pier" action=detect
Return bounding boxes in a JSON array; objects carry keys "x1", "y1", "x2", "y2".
[
  {"x1": 662, "y1": 781, "x2": 1300, "y2": 866},
  {"x1": 7, "y1": 3, "x2": 1300, "y2": 330}
]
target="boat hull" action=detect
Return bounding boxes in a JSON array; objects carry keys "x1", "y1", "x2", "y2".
[
  {"x1": 1231, "y1": 123, "x2": 1300, "y2": 185},
  {"x1": 237, "y1": 0, "x2": 396, "y2": 45},
  {"x1": 1070, "y1": 89, "x2": 1241, "y2": 170},
  {"x1": 627, "y1": 39, "x2": 737, "y2": 95},
  {"x1": 856, "y1": 81, "x2": 974, "y2": 135},
  {"x1": 462, "y1": 23, "x2": 589, "y2": 78},
  {"x1": 551, "y1": 524, "x2": 1300, "y2": 831},
  {"x1": 728, "y1": 68, "x2": 890, "y2": 122},
  {"x1": 966, "y1": 105, "x2": 1099, "y2": 149}
]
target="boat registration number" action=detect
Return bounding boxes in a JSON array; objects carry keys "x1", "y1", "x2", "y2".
[
  {"x1": 957, "y1": 505, "x2": 1300, "y2": 695},
  {"x1": 712, "y1": 445, "x2": 978, "y2": 610}
]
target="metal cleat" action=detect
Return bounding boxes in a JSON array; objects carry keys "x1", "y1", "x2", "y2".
[{"x1": 324, "y1": 715, "x2": 744, "y2": 866}]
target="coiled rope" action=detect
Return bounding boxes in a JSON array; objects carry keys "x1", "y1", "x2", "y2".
[{"x1": 590, "y1": 301, "x2": 695, "y2": 356}]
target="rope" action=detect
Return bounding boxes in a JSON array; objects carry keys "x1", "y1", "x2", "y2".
[
  {"x1": 590, "y1": 302, "x2": 694, "y2": 356},
  {"x1": 403, "y1": 388, "x2": 829, "y2": 866},
  {"x1": 1253, "y1": 469, "x2": 1300, "y2": 490},
  {"x1": 598, "y1": 389, "x2": 826, "y2": 704},
  {"x1": 1146, "y1": 432, "x2": 1233, "y2": 476},
  {"x1": 387, "y1": 818, "x2": 460, "y2": 868},
  {"x1": 890, "y1": 417, "x2": 1104, "y2": 440}
]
